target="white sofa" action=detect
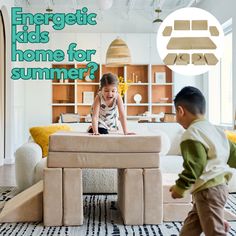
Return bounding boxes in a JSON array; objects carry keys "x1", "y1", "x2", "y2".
[{"x1": 15, "y1": 122, "x2": 236, "y2": 193}]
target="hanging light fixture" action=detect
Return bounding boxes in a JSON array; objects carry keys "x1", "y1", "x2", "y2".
[
  {"x1": 153, "y1": 8, "x2": 163, "y2": 23},
  {"x1": 106, "y1": 37, "x2": 132, "y2": 67},
  {"x1": 153, "y1": 0, "x2": 163, "y2": 23}
]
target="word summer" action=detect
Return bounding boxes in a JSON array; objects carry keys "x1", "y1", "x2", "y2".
[{"x1": 11, "y1": 66, "x2": 97, "y2": 80}]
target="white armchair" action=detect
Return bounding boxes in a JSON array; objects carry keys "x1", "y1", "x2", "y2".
[{"x1": 15, "y1": 141, "x2": 118, "y2": 193}]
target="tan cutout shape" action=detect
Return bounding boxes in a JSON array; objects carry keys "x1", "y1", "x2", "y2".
[
  {"x1": 163, "y1": 53, "x2": 177, "y2": 65},
  {"x1": 209, "y1": 26, "x2": 219, "y2": 36},
  {"x1": 167, "y1": 37, "x2": 217, "y2": 50},
  {"x1": 162, "y1": 26, "x2": 172, "y2": 36},
  {"x1": 174, "y1": 20, "x2": 190, "y2": 30},
  {"x1": 176, "y1": 54, "x2": 190, "y2": 65},
  {"x1": 0, "y1": 181, "x2": 43, "y2": 222},
  {"x1": 192, "y1": 53, "x2": 206, "y2": 65},
  {"x1": 204, "y1": 53, "x2": 218, "y2": 65},
  {"x1": 192, "y1": 20, "x2": 208, "y2": 30}
]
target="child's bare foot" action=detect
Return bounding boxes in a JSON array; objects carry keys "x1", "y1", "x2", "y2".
[{"x1": 224, "y1": 220, "x2": 230, "y2": 232}]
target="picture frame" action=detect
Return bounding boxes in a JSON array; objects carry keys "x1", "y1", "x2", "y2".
[
  {"x1": 60, "y1": 113, "x2": 80, "y2": 123},
  {"x1": 155, "y1": 72, "x2": 166, "y2": 84},
  {"x1": 83, "y1": 91, "x2": 94, "y2": 104}
]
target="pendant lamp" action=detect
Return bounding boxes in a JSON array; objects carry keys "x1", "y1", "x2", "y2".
[{"x1": 106, "y1": 38, "x2": 132, "y2": 67}]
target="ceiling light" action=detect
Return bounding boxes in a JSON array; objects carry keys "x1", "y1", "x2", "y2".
[
  {"x1": 106, "y1": 38, "x2": 132, "y2": 67},
  {"x1": 153, "y1": 7, "x2": 163, "y2": 23}
]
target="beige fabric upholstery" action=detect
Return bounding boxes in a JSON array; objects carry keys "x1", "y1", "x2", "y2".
[
  {"x1": 167, "y1": 37, "x2": 216, "y2": 50},
  {"x1": 0, "y1": 181, "x2": 43, "y2": 223},
  {"x1": 49, "y1": 132, "x2": 162, "y2": 153},
  {"x1": 162, "y1": 173, "x2": 192, "y2": 221},
  {"x1": 204, "y1": 53, "x2": 218, "y2": 65},
  {"x1": 143, "y1": 169, "x2": 163, "y2": 224},
  {"x1": 44, "y1": 168, "x2": 62, "y2": 226},
  {"x1": 118, "y1": 169, "x2": 144, "y2": 225},
  {"x1": 209, "y1": 26, "x2": 219, "y2": 36},
  {"x1": 162, "y1": 26, "x2": 172, "y2": 36},
  {"x1": 192, "y1": 53, "x2": 206, "y2": 65},
  {"x1": 48, "y1": 152, "x2": 159, "y2": 168},
  {"x1": 163, "y1": 173, "x2": 191, "y2": 203},
  {"x1": 163, "y1": 53, "x2": 177, "y2": 65},
  {"x1": 174, "y1": 20, "x2": 190, "y2": 30},
  {"x1": 163, "y1": 203, "x2": 192, "y2": 221},
  {"x1": 192, "y1": 20, "x2": 208, "y2": 30},
  {"x1": 63, "y1": 168, "x2": 83, "y2": 226}
]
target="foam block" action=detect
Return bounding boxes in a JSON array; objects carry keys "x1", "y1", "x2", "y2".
[
  {"x1": 63, "y1": 168, "x2": 83, "y2": 226},
  {"x1": 209, "y1": 26, "x2": 219, "y2": 36},
  {"x1": 44, "y1": 168, "x2": 62, "y2": 226},
  {"x1": 174, "y1": 20, "x2": 190, "y2": 30},
  {"x1": 163, "y1": 173, "x2": 192, "y2": 203},
  {"x1": 48, "y1": 152, "x2": 160, "y2": 169},
  {"x1": 143, "y1": 168, "x2": 163, "y2": 224},
  {"x1": 0, "y1": 181, "x2": 43, "y2": 222},
  {"x1": 163, "y1": 53, "x2": 177, "y2": 65},
  {"x1": 192, "y1": 20, "x2": 208, "y2": 30},
  {"x1": 204, "y1": 53, "x2": 218, "y2": 65},
  {"x1": 167, "y1": 37, "x2": 216, "y2": 50},
  {"x1": 163, "y1": 203, "x2": 192, "y2": 221},
  {"x1": 118, "y1": 169, "x2": 143, "y2": 225},
  {"x1": 192, "y1": 53, "x2": 206, "y2": 65},
  {"x1": 162, "y1": 26, "x2": 172, "y2": 36},
  {"x1": 176, "y1": 54, "x2": 190, "y2": 65}
]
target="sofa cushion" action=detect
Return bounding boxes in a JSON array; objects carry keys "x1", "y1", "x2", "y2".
[
  {"x1": 30, "y1": 125, "x2": 71, "y2": 157},
  {"x1": 48, "y1": 152, "x2": 160, "y2": 168},
  {"x1": 146, "y1": 123, "x2": 184, "y2": 155},
  {"x1": 49, "y1": 132, "x2": 162, "y2": 153},
  {"x1": 160, "y1": 155, "x2": 183, "y2": 174},
  {"x1": 225, "y1": 130, "x2": 236, "y2": 143}
]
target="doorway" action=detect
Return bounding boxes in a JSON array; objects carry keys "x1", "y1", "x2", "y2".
[{"x1": 0, "y1": 10, "x2": 5, "y2": 161}]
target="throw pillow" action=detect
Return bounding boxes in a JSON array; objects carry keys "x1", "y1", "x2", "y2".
[
  {"x1": 225, "y1": 130, "x2": 236, "y2": 143},
  {"x1": 29, "y1": 125, "x2": 71, "y2": 157}
]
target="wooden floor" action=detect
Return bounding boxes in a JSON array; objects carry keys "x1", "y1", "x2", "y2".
[{"x1": 0, "y1": 164, "x2": 16, "y2": 186}]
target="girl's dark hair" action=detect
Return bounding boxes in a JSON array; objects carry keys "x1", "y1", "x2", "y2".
[
  {"x1": 174, "y1": 86, "x2": 206, "y2": 115},
  {"x1": 100, "y1": 73, "x2": 118, "y2": 89}
]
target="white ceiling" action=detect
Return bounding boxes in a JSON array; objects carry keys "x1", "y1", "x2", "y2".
[{"x1": 14, "y1": 0, "x2": 205, "y2": 33}]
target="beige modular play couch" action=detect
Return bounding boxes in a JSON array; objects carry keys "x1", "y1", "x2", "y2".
[
  {"x1": 44, "y1": 132, "x2": 163, "y2": 226},
  {"x1": 10, "y1": 122, "x2": 236, "y2": 224}
]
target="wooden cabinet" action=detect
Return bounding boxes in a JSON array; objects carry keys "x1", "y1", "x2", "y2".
[{"x1": 51, "y1": 64, "x2": 173, "y2": 122}]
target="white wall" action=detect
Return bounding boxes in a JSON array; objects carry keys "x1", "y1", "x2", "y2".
[
  {"x1": 173, "y1": 73, "x2": 204, "y2": 97},
  {"x1": 196, "y1": 0, "x2": 236, "y2": 124},
  {"x1": 0, "y1": 0, "x2": 14, "y2": 165}
]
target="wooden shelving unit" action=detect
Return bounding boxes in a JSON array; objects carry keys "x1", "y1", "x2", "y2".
[{"x1": 51, "y1": 63, "x2": 173, "y2": 122}]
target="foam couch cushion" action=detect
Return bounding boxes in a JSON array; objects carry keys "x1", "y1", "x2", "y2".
[
  {"x1": 49, "y1": 132, "x2": 162, "y2": 153},
  {"x1": 48, "y1": 152, "x2": 160, "y2": 168}
]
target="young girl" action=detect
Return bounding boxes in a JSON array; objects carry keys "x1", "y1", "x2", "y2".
[{"x1": 88, "y1": 73, "x2": 134, "y2": 135}]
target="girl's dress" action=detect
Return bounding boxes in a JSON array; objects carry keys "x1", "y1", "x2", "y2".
[{"x1": 89, "y1": 91, "x2": 118, "y2": 134}]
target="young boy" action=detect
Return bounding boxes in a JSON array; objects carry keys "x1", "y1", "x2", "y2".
[{"x1": 169, "y1": 86, "x2": 236, "y2": 236}]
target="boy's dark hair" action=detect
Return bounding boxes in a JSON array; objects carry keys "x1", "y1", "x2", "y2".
[
  {"x1": 100, "y1": 73, "x2": 118, "y2": 89},
  {"x1": 174, "y1": 86, "x2": 206, "y2": 115}
]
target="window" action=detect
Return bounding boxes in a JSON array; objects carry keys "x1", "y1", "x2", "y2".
[{"x1": 208, "y1": 19, "x2": 232, "y2": 126}]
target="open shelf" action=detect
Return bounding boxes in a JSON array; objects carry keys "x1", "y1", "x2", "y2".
[{"x1": 51, "y1": 63, "x2": 173, "y2": 122}]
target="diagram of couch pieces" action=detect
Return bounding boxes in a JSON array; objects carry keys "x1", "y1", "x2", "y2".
[
  {"x1": 164, "y1": 53, "x2": 218, "y2": 66},
  {"x1": 162, "y1": 20, "x2": 219, "y2": 66}
]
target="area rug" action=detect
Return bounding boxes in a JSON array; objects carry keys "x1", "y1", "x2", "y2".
[{"x1": 0, "y1": 187, "x2": 236, "y2": 236}]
